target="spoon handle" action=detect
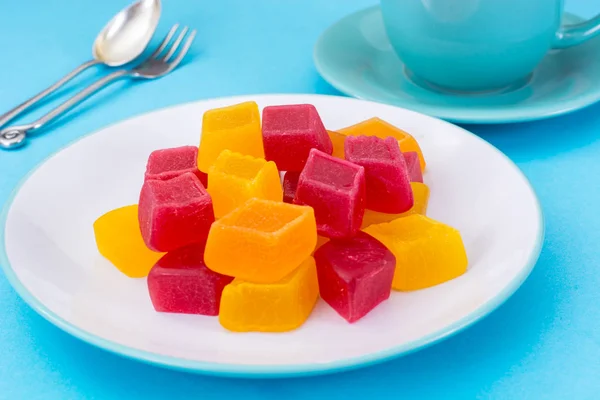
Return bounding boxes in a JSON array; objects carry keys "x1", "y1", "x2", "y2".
[
  {"x1": 24, "y1": 69, "x2": 130, "y2": 134},
  {"x1": 0, "y1": 59, "x2": 101, "y2": 129},
  {"x1": 0, "y1": 69, "x2": 129, "y2": 149}
]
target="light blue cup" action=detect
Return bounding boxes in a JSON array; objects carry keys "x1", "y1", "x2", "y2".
[{"x1": 380, "y1": 0, "x2": 600, "y2": 92}]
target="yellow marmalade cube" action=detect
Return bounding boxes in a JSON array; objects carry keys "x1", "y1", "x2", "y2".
[
  {"x1": 338, "y1": 117, "x2": 426, "y2": 170},
  {"x1": 93, "y1": 205, "x2": 165, "y2": 278},
  {"x1": 219, "y1": 257, "x2": 319, "y2": 332},
  {"x1": 198, "y1": 101, "x2": 264, "y2": 172},
  {"x1": 364, "y1": 214, "x2": 467, "y2": 291},
  {"x1": 361, "y1": 182, "x2": 430, "y2": 228},
  {"x1": 208, "y1": 150, "x2": 282, "y2": 218},
  {"x1": 205, "y1": 198, "x2": 317, "y2": 283}
]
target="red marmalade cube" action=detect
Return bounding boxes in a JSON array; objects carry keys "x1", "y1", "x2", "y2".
[
  {"x1": 147, "y1": 243, "x2": 233, "y2": 315},
  {"x1": 294, "y1": 149, "x2": 365, "y2": 239},
  {"x1": 404, "y1": 151, "x2": 423, "y2": 183},
  {"x1": 144, "y1": 146, "x2": 208, "y2": 186},
  {"x1": 138, "y1": 172, "x2": 215, "y2": 252},
  {"x1": 344, "y1": 135, "x2": 413, "y2": 213},
  {"x1": 314, "y1": 232, "x2": 395, "y2": 323},
  {"x1": 262, "y1": 104, "x2": 333, "y2": 172},
  {"x1": 282, "y1": 171, "x2": 300, "y2": 204}
]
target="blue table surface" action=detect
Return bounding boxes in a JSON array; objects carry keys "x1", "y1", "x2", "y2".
[{"x1": 1, "y1": 0, "x2": 599, "y2": 398}]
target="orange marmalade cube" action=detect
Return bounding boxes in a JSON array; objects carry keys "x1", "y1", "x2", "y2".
[
  {"x1": 364, "y1": 214, "x2": 467, "y2": 291},
  {"x1": 219, "y1": 256, "x2": 319, "y2": 332},
  {"x1": 93, "y1": 205, "x2": 165, "y2": 278},
  {"x1": 327, "y1": 130, "x2": 346, "y2": 159},
  {"x1": 208, "y1": 150, "x2": 282, "y2": 218},
  {"x1": 338, "y1": 117, "x2": 426, "y2": 170},
  {"x1": 198, "y1": 101, "x2": 264, "y2": 172},
  {"x1": 361, "y1": 182, "x2": 430, "y2": 228},
  {"x1": 313, "y1": 235, "x2": 330, "y2": 254},
  {"x1": 205, "y1": 198, "x2": 317, "y2": 283}
]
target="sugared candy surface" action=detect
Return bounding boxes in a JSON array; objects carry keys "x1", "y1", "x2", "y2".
[
  {"x1": 198, "y1": 101, "x2": 264, "y2": 172},
  {"x1": 262, "y1": 104, "x2": 333, "y2": 171},
  {"x1": 144, "y1": 146, "x2": 206, "y2": 185},
  {"x1": 93, "y1": 205, "x2": 164, "y2": 278},
  {"x1": 294, "y1": 149, "x2": 366, "y2": 239},
  {"x1": 338, "y1": 117, "x2": 426, "y2": 170},
  {"x1": 361, "y1": 182, "x2": 430, "y2": 228},
  {"x1": 403, "y1": 151, "x2": 423, "y2": 183},
  {"x1": 219, "y1": 256, "x2": 319, "y2": 332},
  {"x1": 205, "y1": 198, "x2": 317, "y2": 283},
  {"x1": 138, "y1": 172, "x2": 215, "y2": 252},
  {"x1": 314, "y1": 232, "x2": 395, "y2": 322},
  {"x1": 364, "y1": 214, "x2": 468, "y2": 291},
  {"x1": 147, "y1": 244, "x2": 234, "y2": 315},
  {"x1": 345, "y1": 135, "x2": 413, "y2": 213},
  {"x1": 207, "y1": 150, "x2": 282, "y2": 218},
  {"x1": 282, "y1": 171, "x2": 300, "y2": 204}
]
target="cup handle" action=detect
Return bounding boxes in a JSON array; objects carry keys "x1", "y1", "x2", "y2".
[{"x1": 552, "y1": 13, "x2": 600, "y2": 49}]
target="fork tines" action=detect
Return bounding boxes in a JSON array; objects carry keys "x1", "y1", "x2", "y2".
[{"x1": 151, "y1": 24, "x2": 196, "y2": 67}]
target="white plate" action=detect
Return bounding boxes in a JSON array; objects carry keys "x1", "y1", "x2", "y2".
[{"x1": 0, "y1": 94, "x2": 543, "y2": 377}]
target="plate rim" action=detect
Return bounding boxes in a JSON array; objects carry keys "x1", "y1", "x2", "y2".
[
  {"x1": 313, "y1": 6, "x2": 597, "y2": 124},
  {"x1": 0, "y1": 94, "x2": 545, "y2": 378}
]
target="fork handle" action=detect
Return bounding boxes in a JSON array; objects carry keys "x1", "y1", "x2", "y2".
[
  {"x1": 0, "y1": 59, "x2": 101, "y2": 129},
  {"x1": 23, "y1": 69, "x2": 130, "y2": 134}
]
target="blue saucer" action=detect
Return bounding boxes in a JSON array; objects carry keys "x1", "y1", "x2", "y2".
[{"x1": 314, "y1": 7, "x2": 600, "y2": 124}]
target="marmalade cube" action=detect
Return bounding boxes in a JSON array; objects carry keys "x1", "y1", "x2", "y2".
[
  {"x1": 361, "y1": 182, "x2": 430, "y2": 228},
  {"x1": 404, "y1": 151, "x2": 423, "y2": 183},
  {"x1": 94, "y1": 205, "x2": 165, "y2": 278},
  {"x1": 294, "y1": 148, "x2": 365, "y2": 239},
  {"x1": 219, "y1": 256, "x2": 319, "y2": 332},
  {"x1": 328, "y1": 129, "x2": 346, "y2": 159},
  {"x1": 207, "y1": 150, "x2": 282, "y2": 218},
  {"x1": 147, "y1": 244, "x2": 234, "y2": 315},
  {"x1": 345, "y1": 135, "x2": 413, "y2": 213},
  {"x1": 262, "y1": 104, "x2": 333, "y2": 171},
  {"x1": 282, "y1": 171, "x2": 300, "y2": 204},
  {"x1": 204, "y1": 198, "x2": 317, "y2": 283},
  {"x1": 338, "y1": 117, "x2": 426, "y2": 170},
  {"x1": 138, "y1": 172, "x2": 215, "y2": 252},
  {"x1": 144, "y1": 145, "x2": 207, "y2": 186},
  {"x1": 314, "y1": 235, "x2": 330, "y2": 254},
  {"x1": 198, "y1": 101, "x2": 264, "y2": 172},
  {"x1": 314, "y1": 232, "x2": 395, "y2": 323},
  {"x1": 364, "y1": 214, "x2": 468, "y2": 291}
]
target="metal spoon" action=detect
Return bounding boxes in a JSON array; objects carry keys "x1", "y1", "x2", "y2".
[
  {"x1": 0, "y1": 25, "x2": 194, "y2": 150},
  {"x1": 0, "y1": 0, "x2": 161, "y2": 129}
]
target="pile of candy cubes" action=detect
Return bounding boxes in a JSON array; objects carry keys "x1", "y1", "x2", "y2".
[{"x1": 93, "y1": 101, "x2": 468, "y2": 332}]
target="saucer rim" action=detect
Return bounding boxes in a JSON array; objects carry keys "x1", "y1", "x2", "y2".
[{"x1": 314, "y1": 7, "x2": 596, "y2": 124}]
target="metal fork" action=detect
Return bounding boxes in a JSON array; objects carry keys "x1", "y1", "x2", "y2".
[{"x1": 0, "y1": 24, "x2": 196, "y2": 150}]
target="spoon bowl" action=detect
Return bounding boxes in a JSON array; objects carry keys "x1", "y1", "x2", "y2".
[
  {"x1": 0, "y1": 0, "x2": 162, "y2": 134},
  {"x1": 93, "y1": 0, "x2": 162, "y2": 66}
]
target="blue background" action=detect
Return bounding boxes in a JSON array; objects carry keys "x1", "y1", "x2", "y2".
[{"x1": 1, "y1": 0, "x2": 599, "y2": 398}]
